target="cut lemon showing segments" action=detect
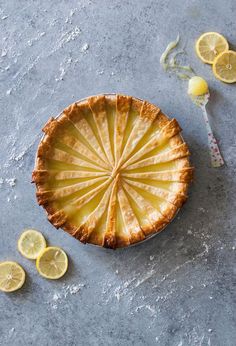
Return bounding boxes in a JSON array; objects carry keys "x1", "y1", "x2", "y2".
[
  {"x1": 18, "y1": 229, "x2": 47, "y2": 259},
  {"x1": 196, "y1": 32, "x2": 229, "y2": 64},
  {"x1": 36, "y1": 247, "x2": 68, "y2": 279},
  {"x1": 212, "y1": 50, "x2": 236, "y2": 83},
  {"x1": 0, "y1": 261, "x2": 25, "y2": 292}
]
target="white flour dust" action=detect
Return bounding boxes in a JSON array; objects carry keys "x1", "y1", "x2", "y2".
[
  {"x1": 49, "y1": 283, "x2": 85, "y2": 310},
  {"x1": 9, "y1": 327, "x2": 15, "y2": 335},
  {"x1": 69, "y1": 9, "x2": 76, "y2": 17},
  {"x1": 81, "y1": 43, "x2": 89, "y2": 53},
  {"x1": 135, "y1": 269, "x2": 156, "y2": 288},
  {"x1": 96, "y1": 70, "x2": 104, "y2": 75},
  {"x1": 59, "y1": 26, "x2": 81, "y2": 47},
  {"x1": 55, "y1": 57, "x2": 73, "y2": 81},
  {"x1": 135, "y1": 304, "x2": 157, "y2": 317},
  {"x1": 27, "y1": 32, "x2": 46, "y2": 47},
  {"x1": 1, "y1": 49, "x2": 7, "y2": 57},
  {"x1": 6, "y1": 88, "x2": 12, "y2": 95},
  {"x1": 102, "y1": 241, "x2": 210, "y2": 308},
  {"x1": 65, "y1": 7, "x2": 78, "y2": 23},
  {"x1": 4, "y1": 178, "x2": 16, "y2": 187},
  {"x1": 5, "y1": 134, "x2": 41, "y2": 169}
]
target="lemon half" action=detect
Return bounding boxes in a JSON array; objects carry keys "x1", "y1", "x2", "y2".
[
  {"x1": 196, "y1": 32, "x2": 229, "y2": 64},
  {"x1": 0, "y1": 261, "x2": 25, "y2": 292},
  {"x1": 18, "y1": 229, "x2": 46, "y2": 259},
  {"x1": 36, "y1": 247, "x2": 68, "y2": 280},
  {"x1": 213, "y1": 50, "x2": 236, "y2": 83}
]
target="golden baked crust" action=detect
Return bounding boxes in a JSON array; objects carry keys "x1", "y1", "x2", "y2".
[{"x1": 32, "y1": 94, "x2": 194, "y2": 248}]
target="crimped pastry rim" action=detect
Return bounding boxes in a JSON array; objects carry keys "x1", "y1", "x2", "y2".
[{"x1": 33, "y1": 93, "x2": 192, "y2": 249}]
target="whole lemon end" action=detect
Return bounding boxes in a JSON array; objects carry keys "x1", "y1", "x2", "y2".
[{"x1": 188, "y1": 76, "x2": 209, "y2": 96}]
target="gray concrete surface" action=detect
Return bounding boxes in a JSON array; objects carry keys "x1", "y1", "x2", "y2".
[{"x1": 0, "y1": 0, "x2": 236, "y2": 345}]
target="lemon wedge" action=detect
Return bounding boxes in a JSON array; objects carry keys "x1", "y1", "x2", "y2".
[
  {"x1": 0, "y1": 261, "x2": 25, "y2": 292},
  {"x1": 196, "y1": 32, "x2": 229, "y2": 64},
  {"x1": 36, "y1": 247, "x2": 68, "y2": 280},
  {"x1": 18, "y1": 229, "x2": 46, "y2": 259},
  {"x1": 188, "y1": 76, "x2": 209, "y2": 96},
  {"x1": 212, "y1": 50, "x2": 236, "y2": 83}
]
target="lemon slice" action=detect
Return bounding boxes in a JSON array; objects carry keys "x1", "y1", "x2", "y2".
[
  {"x1": 18, "y1": 229, "x2": 46, "y2": 259},
  {"x1": 196, "y1": 32, "x2": 229, "y2": 64},
  {"x1": 212, "y1": 50, "x2": 236, "y2": 83},
  {"x1": 36, "y1": 247, "x2": 68, "y2": 279},
  {"x1": 0, "y1": 261, "x2": 25, "y2": 292}
]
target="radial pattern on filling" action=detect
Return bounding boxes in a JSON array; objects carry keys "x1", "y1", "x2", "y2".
[{"x1": 32, "y1": 94, "x2": 193, "y2": 248}]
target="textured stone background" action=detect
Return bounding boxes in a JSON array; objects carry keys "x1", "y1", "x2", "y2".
[{"x1": 0, "y1": 0, "x2": 236, "y2": 345}]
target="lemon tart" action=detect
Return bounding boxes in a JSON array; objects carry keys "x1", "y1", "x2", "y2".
[{"x1": 32, "y1": 94, "x2": 193, "y2": 248}]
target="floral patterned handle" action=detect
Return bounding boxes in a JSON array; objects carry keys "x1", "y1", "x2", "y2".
[{"x1": 201, "y1": 105, "x2": 224, "y2": 167}]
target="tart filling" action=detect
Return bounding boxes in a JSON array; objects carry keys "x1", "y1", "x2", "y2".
[{"x1": 32, "y1": 94, "x2": 193, "y2": 248}]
